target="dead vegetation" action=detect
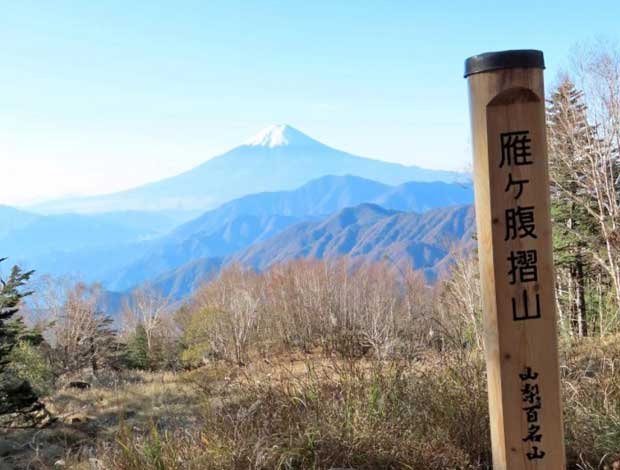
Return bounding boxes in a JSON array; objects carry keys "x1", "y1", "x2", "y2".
[
  {"x1": 2, "y1": 255, "x2": 620, "y2": 469},
  {"x1": 1, "y1": 334, "x2": 619, "y2": 469}
]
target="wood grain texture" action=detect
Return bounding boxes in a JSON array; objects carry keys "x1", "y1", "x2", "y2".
[{"x1": 467, "y1": 68, "x2": 566, "y2": 470}]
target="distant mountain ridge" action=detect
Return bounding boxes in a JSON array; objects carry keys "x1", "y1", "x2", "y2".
[
  {"x1": 235, "y1": 203, "x2": 475, "y2": 273},
  {"x1": 150, "y1": 203, "x2": 476, "y2": 299},
  {"x1": 107, "y1": 175, "x2": 473, "y2": 291},
  {"x1": 2, "y1": 126, "x2": 476, "y2": 308},
  {"x1": 29, "y1": 125, "x2": 468, "y2": 214},
  {"x1": 106, "y1": 213, "x2": 301, "y2": 291},
  {"x1": 170, "y1": 174, "x2": 473, "y2": 240},
  {"x1": 1, "y1": 174, "x2": 473, "y2": 291},
  {"x1": 0, "y1": 205, "x2": 41, "y2": 237},
  {"x1": 0, "y1": 209, "x2": 196, "y2": 280},
  {"x1": 147, "y1": 257, "x2": 224, "y2": 301}
]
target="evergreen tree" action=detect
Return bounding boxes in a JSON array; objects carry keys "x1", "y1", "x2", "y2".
[
  {"x1": 89, "y1": 313, "x2": 122, "y2": 374},
  {"x1": 547, "y1": 79, "x2": 599, "y2": 337},
  {"x1": 0, "y1": 258, "x2": 41, "y2": 415},
  {"x1": 125, "y1": 323, "x2": 150, "y2": 369}
]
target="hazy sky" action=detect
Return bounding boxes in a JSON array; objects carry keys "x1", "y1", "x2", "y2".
[{"x1": 2, "y1": 0, "x2": 619, "y2": 205}]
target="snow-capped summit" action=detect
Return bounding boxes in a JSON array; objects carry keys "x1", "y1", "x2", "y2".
[
  {"x1": 245, "y1": 124, "x2": 318, "y2": 148},
  {"x1": 31, "y1": 123, "x2": 467, "y2": 214}
]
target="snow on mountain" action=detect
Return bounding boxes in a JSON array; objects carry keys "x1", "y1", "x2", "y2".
[
  {"x1": 244, "y1": 124, "x2": 318, "y2": 148},
  {"x1": 29, "y1": 124, "x2": 469, "y2": 214}
]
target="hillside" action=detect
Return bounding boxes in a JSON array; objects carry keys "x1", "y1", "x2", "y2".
[
  {"x1": 236, "y1": 203, "x2": 475, "y2": 274},
  {"x1": 109, "y1": 175, "x2": 473, "y2": 292},
  {"x1": 149, "y1": 203, "x2": 475, "y2": 299},
  {"x1": 172, "y1": 175, "x2": 473, "y2": 239},
  {"x1": 0, "y1": 210, "x2": 193, "y2": 281},
  {"x1": 107, "y1": 214, "x2": 300, "y2": 291},
  {"x1": 147, "y1": 257, "x2": 224, "y2": 301},
  {"x1": 0, "y1": 205, "x2": 40, "y2": 237}
]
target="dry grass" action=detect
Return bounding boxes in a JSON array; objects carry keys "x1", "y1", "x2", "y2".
[
  {"x1": 99, "y1": 351, "x2": 490, "y2": 470},
  {"x1": 561, "y1": 337, "x2": 620, "y2": 469},
  {"x1": 49, "y1": 370, "x2": 200, "y2": 433},
  {"x1": 0, "y1": 370, "x2": 201, "y2": 469},
  {"x1": 1, "y1": 339, "x2": 619, "y2": 469}
]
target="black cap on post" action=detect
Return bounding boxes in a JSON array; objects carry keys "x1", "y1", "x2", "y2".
[{"x1": 464, "y1": 49, "x2": 545, "y2": 78}]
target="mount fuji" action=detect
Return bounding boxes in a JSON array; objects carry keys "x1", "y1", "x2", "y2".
[{"x1": 31, "y1": 124, "x2": 468, "y2": 214}]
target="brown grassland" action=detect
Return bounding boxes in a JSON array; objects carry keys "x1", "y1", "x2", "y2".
[{"x1": 1, "y1": 334, "x2": 619, "y2": 469}]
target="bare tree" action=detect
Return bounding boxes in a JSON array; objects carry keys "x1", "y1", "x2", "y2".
[
  {"x1": 122, "y1": 285, "x2": 171, "y2": 359},
  {"x1": 351, "y1": 263, "x2": 402, "y2": 359},
  {"x1": 50, "y1": 282, "x2": 118, "y2": 375},
  {"x1": 435, "y1": 252, "x2": 483, "y2": 350},
  {"x1": 193, "y1": 265, "x2": 262, "y2": 365}
]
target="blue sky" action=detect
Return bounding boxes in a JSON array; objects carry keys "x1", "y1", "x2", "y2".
[{"x1": 2, "y1": 0, "x2": 619, "y2": 205}]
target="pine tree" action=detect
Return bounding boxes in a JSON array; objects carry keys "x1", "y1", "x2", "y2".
[
  {"x1": 89, "y1": 313, "x2": 121, "y2": 374},
  {"x1": 0, "y1": 258, "x2": 41, "y2": 416},
  {"x1": 125, "y1": 323, "x2": 150, "y2": 370},
  {"x1": 547, "y1": 79, "x2": 599, "y2": 337}
]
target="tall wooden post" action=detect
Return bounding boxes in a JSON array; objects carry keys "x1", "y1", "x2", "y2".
[{"x1": 465, "y1": 50, "x2": 566, "y2": 469}]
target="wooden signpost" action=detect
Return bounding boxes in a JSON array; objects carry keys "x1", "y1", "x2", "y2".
[{"x1": 464, "y1": 50, "x2": 566, "y2": 469}]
